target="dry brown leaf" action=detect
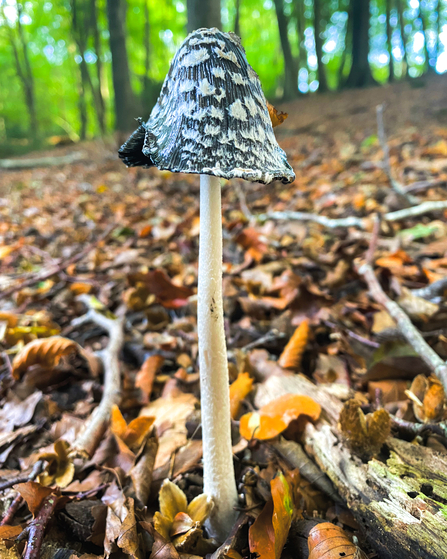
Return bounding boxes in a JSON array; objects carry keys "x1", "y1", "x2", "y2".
[
  {"x1": 397, "y1": 287, "x2": 439, "y2": 321},
  {"x1": 278, "y1": 320, "x2": 309, "y2": 370},
  {"x1": 111, "y1": 405, "x2": 155, "y2": 452},
  {"x1": 12, "y1": 336, "x2": 79, "y2": 380},
  {"x1": 406, "y1": 375, "x2": 446, "y2": 422},
  {"x1": 339, "y1": 399, "x2": 390, "y2": 460},
  {"x1": 266, "y1": 101, "x2": 288, "y2": 128},
  {"x1": 14, "y1": 481, "x2": 53, "y2": 516},
  {"x1": 0, "y1": 525, "x2": 23, "y2": 540},
  {"x1": 308, "y1": 522, "x2": 367, "y2": 559}
]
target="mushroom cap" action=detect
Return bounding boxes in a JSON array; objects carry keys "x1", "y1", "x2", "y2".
[{"x1": 119, "y1": 28, "x2": 295, "y2": 185}]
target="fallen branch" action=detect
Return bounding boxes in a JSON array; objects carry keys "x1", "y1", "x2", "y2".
[
  {"x1": 0, "y1": 460, "x2": 44, "y2": 493},
  {"x1": 257, "y1": 199, "x2": 447, "y2": 230},
  {"x1": 390, "y1": 415, "x2": 447, "y2": 443},
  {"x1": 0, "y1": 151, "x2": 85, "y2": 170},
  {"x1": 70, "y1": 296, "x2": 124, "y2": 459},
  {"x1": 0, "y1": 223, "x2": 116, "y2": 302},
  {"x1": 411, "y1": 276, "x2": 447, "y2": 301},
  {"x1": 355, "y1": 256, "x2": 447, "y2": 394},
  {"x1": 376, "y1": 104, "x2": 419, "y2": 205}
]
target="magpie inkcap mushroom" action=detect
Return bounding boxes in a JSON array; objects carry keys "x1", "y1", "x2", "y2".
[{"x1": 119, "y1": 27, "x2": 295, "y2": 185}]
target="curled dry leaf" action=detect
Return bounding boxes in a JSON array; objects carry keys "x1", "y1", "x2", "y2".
[
  {"x1": 308, "y1": 522, "x2": 368, "y2": 559},
  {"x1": 153, "y1": 479, "x2": 213, "y2": 553},
  {"x1": 406, "y1": 374, "x2": 446, "y2": 423},
  {"x1": 249, "y1": 472, "x2": 298, "y2": 559},
  {"x1": 38, "y1": 439, "x2": 75, "y2": 488},
  {"x1": 14, "y1": 481, "x2": 53, "y2": 516},
  {"x1": 12, "y1": 336, "x2": 79, "y2": 380},
  {"x1": 0, "y1": 525, "x2": 23, "y2": 540},
  {"x1": 339, "y1": 399, "x2": 390, "y2": 460},
  {"x1": 111, "y1": 405, "x2": 155, "y2": 452},
  {"x1": 240, "y1": 393, "x2": 321, "y2": 440},
  {"x1": 229, "y1": 372, "x2": 254, "y2": 419},
  {"x1": 278, "y1": 320, "x2": 309, "y2": 370},
  {"x1": 266, "y1": 101, "x2": 288, "y2": 128},
  {"x1": 127, "y1": 269, "x2": 194, "y2": 309},
  {"x1": 397, "y1": 287, "x2": 439, "y2": 321}
]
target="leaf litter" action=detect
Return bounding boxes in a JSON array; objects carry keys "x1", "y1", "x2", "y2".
[{"x1": 0, "y1": 91, "x2": 447, "y2": 558}]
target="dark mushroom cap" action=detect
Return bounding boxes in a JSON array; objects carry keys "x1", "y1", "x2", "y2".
[{"x1": 119, "y1": 28, "x2": 295, "y2": 185}]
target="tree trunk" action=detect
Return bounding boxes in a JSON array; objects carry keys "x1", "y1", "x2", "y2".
[
  {"x1": 337, "y1": 2, "x2": 352, "y2": 86},
  {"x1": 255, "y1": 373, "x2": 447, "y2": 559},
  {"x1": 5, "y1": 4, "x2": 38, "y2": 143},
  {"x1": 234, "y1": 0, "x2": 241, "y2": 38},
  {"x1": 314, "y1": 0, "x2": 328, "y2": 92},
  {"x1": 386, "y1": 0, "x2": 395, "y2": 82},
  {"x1": 345, "y1": 0, "x2": 376, "y2": 88},
  {"x1": 187, "y1": 0, "x2": 221, "y2": 34},
  {"x1": 106, "y1": 0, "x2": 138, "y2": 133},
  {"x1": 418, "y1": 2, "x2": 433, "y2": 73},
  {"x1": 90, "y1": 0, "x2": 106, "y2": 134},
  {"x1": 396, "y1": 0, "x2": 409, "y2": 77},
  {"x1": 273, "y1": 0, "x2": 298, "y2": 100}
]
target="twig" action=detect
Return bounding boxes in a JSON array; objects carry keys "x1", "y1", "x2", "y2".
[
  {"x1": 376, "y1": 104, "x2": 419, "y2": 205},
  {"x1": 233, "y1": 180, "x2": 253, "y2": 221},
  {"x1": 323, "y1": 320, "x2": 380, "y2": 349},
  {"x1": 70, "y1": 296, "x2": 124, "y2": 459},
  {"x1": 257, "y1": 199, "x2": 447, "y2": 230},
  {"x1": 355, "y1": 260, "x2": 447, "y2": 394},
  {"x1": 411, "y1": 277, "x2": 447, "y2": 301},
  {"x1": 23, "y1": 492, "x2": 59, "y2": 559},
  {"x1": 365, "y1": 214, "x2": 380, "y2": 266},
  {"x1": 241, "y1": 329, "x2": 285, "y2": 351},
  {"x1": 390, "y1": 415, "x2": 447, "y2": 443},
  {"x1": 0, "y1": 152, "x2": 85, "y2": 170},
  {"x1": 0, "y1": 223, "x2": 116, "y2": 301},
  {"x1": 405, "y1": 178, "x2": 447, "y2": 193},
  {"x1": 0, "y1": 460, "x2": 44, "y2": 493}
]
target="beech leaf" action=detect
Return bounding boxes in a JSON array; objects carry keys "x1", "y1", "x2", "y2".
[
  {"x1": 278, "y1": 320, "x2": 309, "y2": 370},
  {"x1": 14, "y1": 481, "x2": 54, "y2": 516},
  {"x1": 308, "y1": 522, "x2": 368, "y2": 559},
  {"x1": 229, "y1": 372, "x2": 254, "y2": 419}
]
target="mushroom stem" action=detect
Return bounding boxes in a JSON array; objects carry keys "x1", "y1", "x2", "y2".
[{"x1": 198, "y1": 173, "x2": 238, "y2": 540}]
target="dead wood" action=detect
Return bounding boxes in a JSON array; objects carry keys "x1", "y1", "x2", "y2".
[
  {"x1": 0, "y1": 152, "x2": 85, "y2": 169},
  {"x1": 256, "y1": 373, "x2": 447, "y2": 559}
]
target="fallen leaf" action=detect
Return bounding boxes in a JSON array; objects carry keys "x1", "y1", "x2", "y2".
[
  {"x1": 12, "y1": 336, "x2": 79, "y2": 380},
  {"x1": 339, "y1": 399, "x2": 390, "y2": 460},
  {"x1": 267, "y1": 101, "x2": 288, "y2": 128},
  {"x1": 278, "y1": 321, "x2": 309, "y2": 370},
  {"x1": 308, "y1": 522, "x2": 367, "y2": 559},
  {"x1": 14, "y1": 481, "x2": 53, "y2": 516},
  {"x1": 0, "y1": 525, "x2": 23, "y2": 539},
  {"x1": 135, "y1": 355, "x2": 164, "y2": 403},
  {"x1": 240, "y1": 394, "x2": 321, "y2": 440},
  {"x1": 111, "y1": 405, "x2": 155, "y2": 452},
  {"x1": 229, "y1": 372, "x2": 254, "y2": 419},
  {"x1": 406, "y1": 375, "x2": 446, "y2": 423},
  {"x1": 38, "y1": 439, "x2": 75, "y2": 487}
]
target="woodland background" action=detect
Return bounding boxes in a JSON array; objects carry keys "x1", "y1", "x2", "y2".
[{"x1": 0, "y1": 0, "x2": 447, "y2": 157}]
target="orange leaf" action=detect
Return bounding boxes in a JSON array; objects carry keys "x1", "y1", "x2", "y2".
[
  {"x1": 235, "y1": 228, "x2": 268, "y2": 263},
  {"x1": 0, "y1": 525, "x2": 23, "y2": 539},
  {"x1": 128, "y1": 270, "x2": 193, "y2": 308},
  {"x1": 278, "y1": 320, "x2": 309, "y2": 370},
  {"x1": 136, "y1": 355, "x2": 164, "y2": 403},
  {"x1": 376, "y1": 249, "x2": 413, "y2": 268},
  {"x1": 111, "y1": 405, "x2": 155, "y2": 452},
  {"x1": 14, "y1": 481, "x2": 53, "y2": 516},
  {"x1": 266, "y1": 101, "x2": 288, "y2": 128},
  {"x1": 229, "y1": 372, "x2": 254, "y2": 419},
  {"x1": 308, "y1": 522, "x2": 367, "y2": 559},
  {"x1": 240, "y1": 394, "x2": 321, "y2": 440},
  {"x1": 249, "y1": 473, "x2": 295, "y2": 559},
  {"x1": 12, "y1": 336, "x2": 79, "y2": 380},
  {"x1": 69, "y1": 282, "x2": 93, "y2": 295}
]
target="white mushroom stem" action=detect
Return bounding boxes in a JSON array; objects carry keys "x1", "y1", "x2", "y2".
[{"x1": 198, "y1": 174, "x2": 238, "y2": 540}]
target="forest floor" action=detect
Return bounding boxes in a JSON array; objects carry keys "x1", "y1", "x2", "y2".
[{"x1": 0, "y1": 75, "x2": 447, "y2": 559}]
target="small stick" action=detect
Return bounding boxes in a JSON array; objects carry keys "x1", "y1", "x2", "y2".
[
  {"x1": 70, "y1": 296, "x2": 124, "y2": 459},
  {"x1": 411, "y1": 277, "x2": 447, "y2": 301},
  {"x1": 0, "y1": 224, "x2": 116, "y2": 302},
  {"x1": 390, "y1": 416, "x2": 447, "y2": 443},
  {"x1": 0, "y1": 494, "x2": 23, "y2": 525},
  {"x1": 233, "y1": 180, "x2": 253, "y2": 221},
  {"x1": 241, "y1": 329, "x2": 285, "y2": 351},
  {"x1": 355, "y1": 248, "x2": 447, "y2": 394},
  {"x1": 0, "y1": 460, "x2": 44, "y2": 493},
  {"x1": 376, "y1": 104, "x2": 419, "y2": 205},
  {"x1": 23, "y1": 492, "x2": 59, "y2": 559}
]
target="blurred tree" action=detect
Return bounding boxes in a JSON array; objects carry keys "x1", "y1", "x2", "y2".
[
  {"x1": 234, "y1": 0, "x2": 241, "y2": 37},
  {"x1": 345, "y1": 0, "x2": 376, "y2": 87},
  {"x1": 418, "y1": 1, "x2": 433, "y2": 73},
  {"x1": 1, "y1": 2, "x2": 37, "y2": 142},
  {"x1": 396, "y1": 0, "x2": 409, "y2": 77},
  {"x1": 273, "y1": 0, "x2": 298, "y2": 99},
  {"x1": 106, "y1": 0, "x2": 137, "y2": 133},
  {"x1": 293, "y1": 0, "x2": 307, "y2": 77},
  {"x1": 314, "y1": 0, "x2": 328, "y2": 92},
  {"x1": 386, "y1": 0, "x2": 394, "y2": 82},
  {"x1": 187, "y1": 0, "x2": 221, "y2": 33}
]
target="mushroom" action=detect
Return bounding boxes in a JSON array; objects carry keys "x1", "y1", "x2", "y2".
[{"x1": 119, "y1": 27, "x2": 295, "y2": 540}]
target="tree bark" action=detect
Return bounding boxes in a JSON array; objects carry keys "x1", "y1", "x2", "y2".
[
  {"x1": 90, "y1": 0, "x2": 106, "y2": 134},
  {"x1": 386, "y1": 0, "x2": 395, "y2": 82},
  {"x1": 418, "y1": 1, "x2": 434, "y2": 73},
  {"x1": 273, "y1": 0, "x2": 298, "y2": 100},
  {"x1": 314, "y1": 0, "x2": 328, "y2": 92},
  {"x1": 187, "y1": 0, "x2": 221, "y2": 34},
  {"x1": 337, "y1": 3, "x2": 352, "y2": 86},
  {"x1": 345, "y1": 0, "x2": 376, "y2": 88},
  {"x1": 396, "y1": 0, "x2": 409, "y2": 77},
  {"x1": 106, "y1": 0, "x2": 138, "y2": 133},
  {"x1": 293, "y1": 0, "x2": 307, "y2": 79},
  {"x1": 234, "y1": 0, "x2": 241, "y2": 38},
  {"x1": 255, "y1": 373, "x2": 447, "y2": 559}
]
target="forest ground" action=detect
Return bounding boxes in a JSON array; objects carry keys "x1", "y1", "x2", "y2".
[{"x1": 0, "y1": 75, "x2": 447, "y2": 559}]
